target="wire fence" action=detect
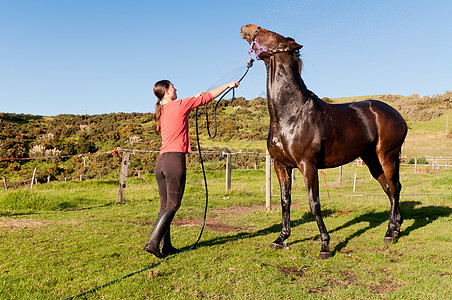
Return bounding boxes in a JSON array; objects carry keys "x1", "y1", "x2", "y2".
[{"x1": 1, "y1": 150, "x2": 451, "y2": 199}]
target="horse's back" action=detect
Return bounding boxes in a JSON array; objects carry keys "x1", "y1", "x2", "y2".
[{"x1": 332, "y1": 99, "x2": 407, "y2": 138}]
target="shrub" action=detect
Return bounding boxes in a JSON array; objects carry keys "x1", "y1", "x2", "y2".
[{"x1": 407, "y1": 157, "x2": 429, "y2": 165}]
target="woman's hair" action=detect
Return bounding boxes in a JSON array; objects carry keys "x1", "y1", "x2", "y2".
[{"x1": 153, "y1": 80, "x2": 171, "y2": 135}]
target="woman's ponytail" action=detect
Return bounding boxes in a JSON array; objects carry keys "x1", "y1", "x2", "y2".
[
  {"x1": 153, "y1": 80, "x2": 171, "y2": 135},
  {"x1": 154, "y1": 99, "x2": 162, "y2": 135}
]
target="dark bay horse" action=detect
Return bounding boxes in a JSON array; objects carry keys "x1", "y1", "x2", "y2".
[{"x1": 241, "y1": 24, "x2": 408, "y2": 258}]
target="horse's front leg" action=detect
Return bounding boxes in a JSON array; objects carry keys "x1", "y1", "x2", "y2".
[
  {"x1": 302, "y1": 164, "x2": 332, "y2": 259},
  {"x1": 270, "y1": 160, "x2": 292, "y2": 249}
]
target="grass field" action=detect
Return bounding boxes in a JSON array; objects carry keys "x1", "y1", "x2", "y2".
[{"x1": 0, "y1": 162, "x2": 451, "y2": 299}]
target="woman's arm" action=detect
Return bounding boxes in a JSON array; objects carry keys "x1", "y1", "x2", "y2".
[
  {"x1": 183, "y1": 81, "x2": 240, "y2": 111},
  {"x1": 207, "y1": 81, "x2": 239, "y2": 99}
]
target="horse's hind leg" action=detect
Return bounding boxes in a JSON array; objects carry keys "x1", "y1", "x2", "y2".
[
  {"x1": 270, "y1": 160, "x2": 292, "y2": 249},
  {"x1": 380, "y1": 150, "x2": 403, "y2": 242},
  {"x1": 363, "y1": 150, "x2": 403, "y2": 243}
]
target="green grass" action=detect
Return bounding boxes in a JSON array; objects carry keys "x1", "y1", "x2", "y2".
[
  {"x1": 404, "y1": 113, "x2": 452, "y2": 157},
  {"x1": 0, "y1": 166, "x2": 451, "y2": 299}
]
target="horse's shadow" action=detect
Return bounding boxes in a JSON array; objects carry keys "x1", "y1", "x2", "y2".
[
  {"x1": 193, "y1": 210, "x2": 316, "y2": 250},
  {"x1": 194, "y1": 201, "x2": 452, "y2": 255},
  {"x1": 327, "y1": 201, "x2": 451, "y2": 255}
]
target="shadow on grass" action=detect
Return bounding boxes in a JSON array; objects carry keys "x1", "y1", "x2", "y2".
[
  {"x1": 306, "y1": 201, "x2": 451, "y2": 255},
  {"x1": 0, "y1": 202, "x2": 114, "y2": 217},
  {"x1": 195, "y1": 201, "x2": 452, "y2": 255},
  {"x1": 194, "y1": 211, "x2": 313, "y2": 249},
  {"x1": 64, "y1": 202, "x2": 114, "y2": 211}
]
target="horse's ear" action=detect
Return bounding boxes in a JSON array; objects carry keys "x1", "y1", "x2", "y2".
[
  {"x1": 287, "y1": 37, "x2": 303, "y2": 50},
  {"x1": 290, "y1": 40, "x2": 303, "y2": 50}
]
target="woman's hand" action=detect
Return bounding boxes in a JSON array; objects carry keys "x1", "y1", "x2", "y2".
[{"x1": 227, "y1": 81, "x2": 240, "y2": 89}]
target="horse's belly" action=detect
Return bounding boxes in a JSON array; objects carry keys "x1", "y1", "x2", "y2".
[
  {"x1": 321, "y1": 137, "x2": 371, "y2": 168},
  {"x1": 322, "y1": 152, "x2": 361, "y2": 168}
]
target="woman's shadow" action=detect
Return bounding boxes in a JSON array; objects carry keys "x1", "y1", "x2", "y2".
[{"x1": 194, "y1": 201, "x2": 451, "y2": 254}]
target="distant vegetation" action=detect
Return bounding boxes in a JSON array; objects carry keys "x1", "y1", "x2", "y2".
[
  {"x1": 1, "y1": 92, "x2": 451, "y2": 183},
  {"x1": 380, "y1": 91, "x2": 452, "y2": 122}
]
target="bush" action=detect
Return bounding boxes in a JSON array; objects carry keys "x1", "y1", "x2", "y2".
[{"x1": 407, "y1": 157, "x2": 429, "y2": 165}]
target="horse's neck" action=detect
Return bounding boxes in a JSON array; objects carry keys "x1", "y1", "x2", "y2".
[{"x1": 265, "y1": 56, "x2": 311, "y2": 120}]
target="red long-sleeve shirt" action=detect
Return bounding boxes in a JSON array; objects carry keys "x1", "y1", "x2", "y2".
[{"x1": 159, "y1": 92, "x2": 213, "y2": 154}]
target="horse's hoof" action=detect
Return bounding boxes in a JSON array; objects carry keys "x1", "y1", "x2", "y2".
[
  {"x1": 270, "y1": 243, "x2": 284, "y2": 250},
  {"x1": 384, "y1": 236, "x2": 395, "y2": 244},
  {"x1": 318, "y1": 251, "x2": 332, "y2": 259}
]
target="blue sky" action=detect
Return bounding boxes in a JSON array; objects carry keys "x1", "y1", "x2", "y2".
[{"x1": 1, "y1": 0, "x2": 451, "y2": 116}]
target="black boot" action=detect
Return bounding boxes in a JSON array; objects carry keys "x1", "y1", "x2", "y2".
[
  {"x1": 161, "y1": 226, "x2": 182, "y2": 257},
  {"x1": 144, "y1": 210, "x2": 175, "y2": 258}
]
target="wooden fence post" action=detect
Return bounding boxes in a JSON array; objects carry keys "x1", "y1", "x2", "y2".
[
  {"x1": 338, "y1": 166, "x2": 342, "y2": 183},
  {"x1": 30, "y1": 167, "x2": 37, "y2": 189},
  {"x1": 225, "y1": 153, "x2": 232, "y2": 191},
  {"x1": 117, "y1": 152, "x2": 130, "y2": 203},
  {"x1": 266, "y1": 150, "x2": 272, "y2": 211},
  {"x1": 2, "y1": 177, "x2": 7, "y2": 191}
]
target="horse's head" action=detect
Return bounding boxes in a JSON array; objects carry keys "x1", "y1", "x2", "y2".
[{"x1": 241, "y1": 24, "x2": 303, "y2": 61}]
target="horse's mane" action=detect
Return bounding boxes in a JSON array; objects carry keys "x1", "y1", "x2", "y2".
[{"x1": 286, "y1": 37, "x2": 303, "y2": 75}]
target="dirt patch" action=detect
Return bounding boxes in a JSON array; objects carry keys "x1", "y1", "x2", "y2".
[
  {"x1": 210, "y1": 205, "x2": 265, "y2": 215},
  {"x1": 367, "y1": 268, "x2": 404, "y2": 294},
  {"x1": 325, "y1": 270, "x2": 360, "y2": 288},
  {"x1": 261, "y1": 262, "x2": 306, "y2": 278},
  {"x1": 173, "y1": 216, "x2": 250, "y2": 233},
  {"x1": 133, "y1": 206, "x2": 264, "y2": 233},
  {"x1": 173, "y1": 205, "x2": 264, "y2": 233},
  {"x1": 308, "y1": 286, "x2": 329, "y2": 294},
  {"x1": 308, "y1": 269, "x2": 404, "y2": 295},
  {"x1": 0, "y1": 218, "x2": 52, "y2": 228},
  {"x1": 369, "y1": 278, "x2": 402, "y2": 294}
]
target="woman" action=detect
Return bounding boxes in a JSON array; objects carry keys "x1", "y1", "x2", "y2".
[{"x1": 144, "y1": 79, "x2": 239, "y2": 258}]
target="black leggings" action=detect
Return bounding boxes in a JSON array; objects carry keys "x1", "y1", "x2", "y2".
[{"x1": 155, "y1": 152, "x2": 186, "y2": 213}]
